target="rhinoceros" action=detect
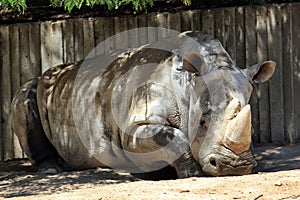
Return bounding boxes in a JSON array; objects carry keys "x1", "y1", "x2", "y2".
[{"x1": 11, "y1": 31, "x2": 275, "y2": 178}]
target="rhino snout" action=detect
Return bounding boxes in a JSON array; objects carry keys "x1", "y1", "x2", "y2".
[{"x1": 200, "y1": 148, "x2": 257, "y2": 177}]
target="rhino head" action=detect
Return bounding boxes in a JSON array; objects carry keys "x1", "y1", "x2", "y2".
[{"x1": 180, "y1": 33, "x2": 276, "y2": 176}]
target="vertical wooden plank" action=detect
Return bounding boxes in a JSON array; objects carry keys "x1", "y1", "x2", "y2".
[
  {"x1": 41, "y1": 22, "x2": 53, "y2": 72},
  {"x1": 245, "y1": 6, "x2": 259, "y2": 144},
  {"x1": 104, "y1": 17, "x2": 115, "y2": 53},
  {"x1": 181, "y1": 11, "x2": 192, "y2": 32},
  {"x1": 147, "y1": 13, "x2": 158, "y2": 44},
  {"x1": 10, "y1": 25, "x2": 21, "y2": 95},
  {"x1": 168, "y1": 12, "x2": 181, "y2": 32},
  {"x1": 22, "y1": 23, "x2": 41, "y2": 158},
  {"x1": 156, "y1": 13, "x2": 168, "y2": 41},
  {"x1": 223, "y1": 7, "x2": 236, "y2": 62},
  {"x1": 0, "y1": 26, "x2": 10, "y2": 160},
  {"x1": 10, "y1": 25, "x2": 22, "y2": 159},
  {"x1": 73, "y1": 20, "x2": 84, "y2": 61},
  {"x1": 53, "y1": 22, "x2": 64, "y2": 66},
  {"x1": 202, "y1": 9, "x2": 214, "y2": 35},
  {"x1": 29, "y1": 23, "x2": 42, "y2": 76},
  {"x1": 62, "y1": 20, "x2": 75, "y2": 63},
  {"x1": 268, "y1": 5, "x2": 285, "y2": 144},
  {"x1": 114, "y1": 17, "x2": 129, "y2": 50},
  {"x1": 191, "y1": 10, "x2": 201, "y2": 31},
  {"x1": 282, "y1": 4, "x2": 295, "y2": 143},
  {"x1": 0, "y1": 26, "x2": 13, "y2": 160},
  {"x1": 41, "y1": 21, "x2": 63, "y2": 72},
  {"x1": 292, "y1": 3, "x2": 300, "y2": 141},
  {"x1": 214, "y1": 8, "x2": 224, "y2": 44},
  {"x1": 138, "y1": 15, "x2": 148, "y2": 46},
  {"x1": 20, "y1": 24, "x2": 34, "y2": 84},
  {"x1": 127, "y1": 16, "x2": 139, "y2": 48},
  {"x1": 156, "y1": 13, "x2": 168, "y2": 29},
  {"x1": 94, "y1": 18, "x2": 106, "y2": 55},
  {"x1": 83, "y1": 18, "x2": 95, "y2": 58},
  {"x1": 16, "y1": 24, "x2": 33, "y2": 159},
  {"x1": 256, "y1": 6, "x2": 271, "y2": 143},
  {"x1": 0, "y1": 60, "x2": 1, "y2": 160},
  {"x1": 0, "y1": 28, "x2": 2, "y2": 160},
  {"x1": 235, "y1": 7, "x2": 246, "y2": 68}
]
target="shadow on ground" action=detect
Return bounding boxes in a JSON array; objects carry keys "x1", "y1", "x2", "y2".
[
  {"x1": 0, "y1": 161, "x2": 138, "y2": 198},
  {"x1": 0, "y1": 144, "x2": 299, "y2": 198},
  {"x1": 253, "y1": 144, "x2": 300, "y2": 173}
]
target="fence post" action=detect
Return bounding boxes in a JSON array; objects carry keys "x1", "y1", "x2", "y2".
[
  {"x1": 256, "y1": 6, "x2": 271, "y2": 143},
  {"x1": 245, "y1": 6, "x2": 259, "y2": 143},
  {"x1": 0, "y1": 26, "x2": 13, "y2": 160},
  {"x1": 268, "y1": 5, "x2": 285, "y2": 144},
  {"x1": 282, "y1": 4, "x2": 295, "y2": 143},
  {"x1": 0, "y1": 28, "x2": 3, "y2": 161},
  {"x1": 292, "y1": 3, "x2": 300, "y2": 141}
]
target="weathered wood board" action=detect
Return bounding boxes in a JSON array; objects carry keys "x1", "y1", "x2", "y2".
[{"x1": 1, "y1": 3, "x2": 300, "y2": 160}]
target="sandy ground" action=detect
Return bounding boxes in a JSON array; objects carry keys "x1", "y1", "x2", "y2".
[{"x1": 0, "y1": 144, "x2": 299, "y2": 200}]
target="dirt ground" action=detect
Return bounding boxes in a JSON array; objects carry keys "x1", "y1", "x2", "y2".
[{"x1": 0, "y1": 144, "x2": 300, "y2": 200}]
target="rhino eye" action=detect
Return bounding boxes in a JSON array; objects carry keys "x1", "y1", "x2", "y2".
[
  {"x1": 218, "y1": 65, "x2": 230, "y2": 70},
  {"x1": 200, "y1": 120, "x2": 206, "y2": 126},
  {"x1": 200, "y1": 119, "x2": 209, "y2": 129}
]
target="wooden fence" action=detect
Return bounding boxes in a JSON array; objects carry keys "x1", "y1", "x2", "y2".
[{"x1": 1, "y1": 3, "x2": 300, "y2": 161}]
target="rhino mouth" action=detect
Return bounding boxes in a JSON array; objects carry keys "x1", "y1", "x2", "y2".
[{"x1": 217, "y1": 150, "x2": 257, "y2": 176}]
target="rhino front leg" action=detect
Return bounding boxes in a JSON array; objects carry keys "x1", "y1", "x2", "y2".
[
  {"x1": 173, "y1": 151, "x2": 204, "y2": 178},
  {"x1": 123, "y1": 124, "x2": 202, "y2": 178}
]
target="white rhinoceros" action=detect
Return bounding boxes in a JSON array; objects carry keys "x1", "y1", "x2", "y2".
[{"x1": 11, "y1": 31, "x2": 275, "y2": 178}]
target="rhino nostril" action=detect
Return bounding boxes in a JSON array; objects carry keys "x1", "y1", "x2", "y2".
[{"x1": 209, "y1": 157, "x2": 217, "y2": 167}]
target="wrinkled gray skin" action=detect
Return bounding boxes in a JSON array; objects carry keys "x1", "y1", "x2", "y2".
[{"x1": 11, "y1": 31, "x2": 275, "y2": 178}]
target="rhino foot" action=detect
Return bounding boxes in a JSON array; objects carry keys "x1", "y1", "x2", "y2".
[
  {"x1": 176, "y1": 166, "x2": 202, "y2": 178},
  {"x1": 39, "y1": 168, "x2": 59, "y2": 174},
  {"x1": 37, "y1": 161, "x2": 63, "y2": 174},
  {"x1": 172, "y1": 152, "x2": 203, "y2": 178}
]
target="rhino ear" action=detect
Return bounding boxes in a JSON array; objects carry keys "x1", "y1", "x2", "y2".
[
  {"x1": 183, "y1": 51, "x2": 207, "y2": 75},
  {"x1": 245, "y1": 61, "x2": 276, "y2": 83}
]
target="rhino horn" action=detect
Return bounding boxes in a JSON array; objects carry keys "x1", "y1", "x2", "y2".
[{"x1": 223, "y1": 104, "x2": 252, "y2": 154}]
